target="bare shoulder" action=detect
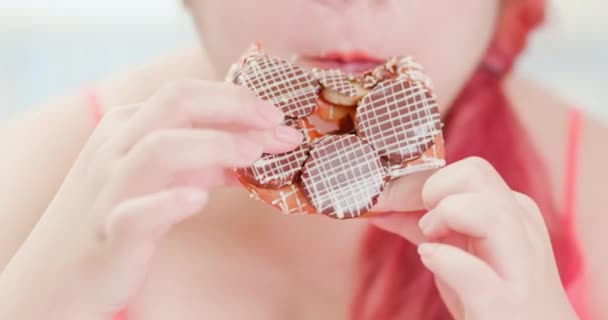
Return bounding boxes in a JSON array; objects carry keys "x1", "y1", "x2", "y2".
[
  {"x1": 0, "y1": 93, "x2": 94, "y2": 270},
  {"x1": 504, "y1": 75, "x2": 572, "y2": 207},
  {"x1": 0, "y1": 48, "x2": 215, "y2": 271},
  {"x1": 505, "y1": 73, "x2": 608, "y2": 220},
  {"x1": 506, "y1": 75, "x2": 608, "y2": 318}
]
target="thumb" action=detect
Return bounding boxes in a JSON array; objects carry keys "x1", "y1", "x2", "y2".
[
  {"x1": 417, "y1": 243, "x2": 503, "y2": 310},
  {"x1": 368, "y1": 211, "x2": 427, "y2": 245}
]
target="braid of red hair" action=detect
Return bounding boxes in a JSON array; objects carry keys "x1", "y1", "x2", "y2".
[{"x1": 352, "y1": 1, "x2": 584, "y2": 319}]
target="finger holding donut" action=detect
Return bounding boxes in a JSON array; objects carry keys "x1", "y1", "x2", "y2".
[{"x1": 0, "y1": 79, "x2": 305, "y2": 319}]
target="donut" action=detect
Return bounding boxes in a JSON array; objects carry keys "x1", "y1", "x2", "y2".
[
  {"x1": 227, "y1": 44, "x2": 445, "y2": 219},
  {"x1": 236, "y1": 119, "x2": 313, "y2": 189},
  {"x1": 355, "y1": 78, "x2": 441, "y2": 163},
  {"x1": 301, "y1": 135, "x2": 387, "y2": 219},
  {"x1": 231, "y1": 48, "x2": 320, "y2": 119}
]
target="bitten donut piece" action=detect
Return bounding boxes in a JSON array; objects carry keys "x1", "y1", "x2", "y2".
[
  {"x1": 300, "y1": 135, "x2": 386, "y2": 219},
  {"x1": 392, "y1": 56, "x2": 434, "y2": 89},
  {"x1": 238, "y1": 119, "x2": 312, "y2": 188},
  {"x1": 353, "y1": 56, "x2": 434, "y2": 90},
  {"x1": 311, "y1": 68, "x2": 368, "y2": 106},
  {"x1": 316, "y1": 97, "x2": 355, "y2": 122},
  {"x1": 296, "y1": 117, "x2": 326, "y2": 142},
  {"x1": 234, "y1": 54, "x2": 320, "y2": 119},
  {"x1": 355, "y1": 78, "x2": 441, "y2": 165}
]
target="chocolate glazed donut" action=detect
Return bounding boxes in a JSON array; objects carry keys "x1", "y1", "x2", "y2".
[{"x1": 227, "y1": 44, "x2": 445, "y2": 219}]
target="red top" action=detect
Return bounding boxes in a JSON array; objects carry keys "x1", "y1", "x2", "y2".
[{"x1": 86, "y1": 91, "x2": 589, "y2": 319}]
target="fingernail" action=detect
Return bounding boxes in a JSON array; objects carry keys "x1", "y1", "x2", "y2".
[
  {"x1": 274, "y1": 126, "x2": 303, "y2": 145},
  {"x1": 419, "y1": 255, "x2": 433, "y2": 269},
  {"x1": 237, "y1": 137, "x2": 264, "y2": 160},
  {"x1": 178, "y1": 189, "x2": 208, "y2": 210},
  {"x1": 418, "y1": 214, "x2": 432, "y2": 233},
  {"x1": 417, "y1": 243, "x2": 438, "y2": 257},
  {"x1": 256, "y1": 103, "x2": 285, "y2": 127}
]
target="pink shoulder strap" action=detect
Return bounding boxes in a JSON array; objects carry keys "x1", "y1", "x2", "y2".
[
  {"x1": 564, "y1": 108, "x2": 582, "y2": 233},
  {"x1": 563, "y1": 108, "x2": 591, "y2": 319}
]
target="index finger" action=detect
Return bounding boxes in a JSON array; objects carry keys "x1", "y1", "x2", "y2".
[
  {"x1": 150, "y1": 80, "x2": 286, "y2": 129},
  {"x1": 422, "y1": 157, "x2": 511, "y2": 210},
  {"x1": 114, "y1": 80, "x2": 286, "y2": 151}
]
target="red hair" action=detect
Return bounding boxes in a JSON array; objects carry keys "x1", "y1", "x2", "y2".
[{"x1": 352, "y1": 1, "x2": 584, "y2": 319}]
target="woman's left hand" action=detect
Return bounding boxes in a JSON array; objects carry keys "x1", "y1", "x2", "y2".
[{"x1": 371, "y1": 157, "x2": 579, "y2": 320}]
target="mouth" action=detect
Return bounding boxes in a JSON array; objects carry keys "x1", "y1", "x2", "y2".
[{"x1": 297, "y1": 50, "x2": 384, "y2": 74}]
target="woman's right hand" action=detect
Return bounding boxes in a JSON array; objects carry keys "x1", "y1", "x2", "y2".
[{"x1": 0, "y1": 80, "x2": 303, "y2": 319}]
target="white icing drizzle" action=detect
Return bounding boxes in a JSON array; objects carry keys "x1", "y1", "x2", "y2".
[
  {"x1": 393, "y1": 56, "x2": 435, "y2": 90},
  {"x1": 247, "y1": 143, "x2": 309, "y2": 187},
  {"x1": 387, "y1": 139, "x2": 446, "y2": 179},
  {"x1": 236, "y1": 55, "x2": 319, "y2": 119},
  {"x1": 227, "y1": 44, "x2": 446, "y2": 218},
  {"x1": 271, "y1": 184, "x2": 310, "y2": 215},
  {"x1": 356, "y1": 78, "x2": 441, "y2": 162},
  {"x1": 311, "y1": 68, "x2": 360, "y2": 97},
  {"x1": 243, "y1": 118, "x2": 318, "y2": 187},
  {"x1": 301, "y1": 135, "x2": 385, "y2": 219},
  {"x1": 354, "y1": 56, "x2": 434, "y2": 91},
  {"x1": 225, "y1": 44, "x2": 265, "y2": 83},
  {"x1": 295, "y1": 118, "x2": 320, "y2": 143}
]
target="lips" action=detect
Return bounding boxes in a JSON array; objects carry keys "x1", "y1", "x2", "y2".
[{"x1": 297, "y1": 50, "x2": 384, "y2": 74}]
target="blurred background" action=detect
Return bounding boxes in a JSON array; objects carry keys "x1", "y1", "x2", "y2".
[{"x1": 0, "y1": 0, "x2": 606, "y2": 121}]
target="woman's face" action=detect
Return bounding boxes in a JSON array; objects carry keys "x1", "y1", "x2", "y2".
[{"x1": 189, "y1": 0, "x2": 500, "y2": 109}]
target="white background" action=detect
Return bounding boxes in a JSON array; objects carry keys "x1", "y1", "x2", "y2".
[{"x1": 0, "y1": 0, "x2": 607, "y2": 121}]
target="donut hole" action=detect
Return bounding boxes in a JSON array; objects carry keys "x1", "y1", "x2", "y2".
[
  {"x1": 307, "y1": 113, "x2": 355, "y2": 135},
  {"x1": 307, "y1": 96, "x2": 357, "y2": 135}
]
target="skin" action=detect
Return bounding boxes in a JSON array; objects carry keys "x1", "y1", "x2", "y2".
[
  {"x1": 0, "y1": 0, "x2": 606, "y2": 319},
  {"x1": 192, "y1": 0, "x2": 497, "y2": 110}
]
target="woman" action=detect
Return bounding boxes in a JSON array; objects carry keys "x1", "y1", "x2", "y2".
[{"x1": 0, "y1": 0, "x2": 606, "y2": 319}]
